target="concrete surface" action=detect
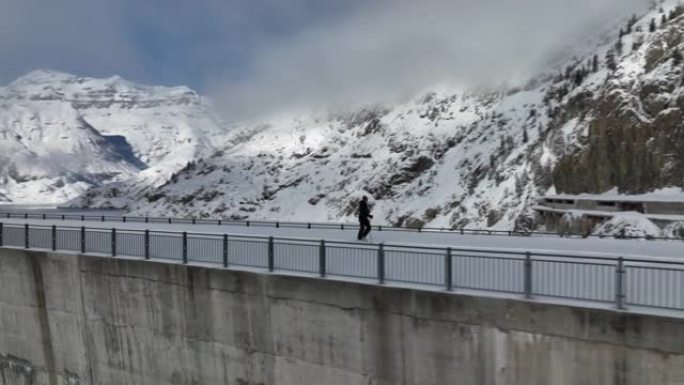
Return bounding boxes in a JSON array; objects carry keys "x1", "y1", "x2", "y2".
[{"x1": 1, "y1": 248, "x2": 683, "y2": 385}]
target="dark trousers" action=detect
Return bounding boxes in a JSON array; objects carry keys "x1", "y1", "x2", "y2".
[{"x1": 358, "y1": 217, "x2": 371, "y2": 240}]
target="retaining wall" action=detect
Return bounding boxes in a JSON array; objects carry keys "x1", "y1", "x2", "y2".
[{"x1": 1, "y1": 248, "x2": 683, "y2": 385}]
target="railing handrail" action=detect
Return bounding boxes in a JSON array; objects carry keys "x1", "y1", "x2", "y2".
[
  {"x1": 2, "y1": 221, "x2": 684, "y2": 313},
  {"x1": 1, "y1": 211, "x2": 682, "y2": 242},
  {"x1": 2, "y1": 221, "x2": 683, "y2": 267}
]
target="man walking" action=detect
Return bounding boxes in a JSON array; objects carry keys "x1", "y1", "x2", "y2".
[{"x1": 357, "y1": 196, "x2": 373, "y2": 240}]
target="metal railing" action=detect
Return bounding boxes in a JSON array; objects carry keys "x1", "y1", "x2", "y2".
[
  {"x1": 1, "y1": 222, "x2": 683, "y2": 313},
  {"x1": 1, "y1": 211, "x2": 681, "y2": 241}
]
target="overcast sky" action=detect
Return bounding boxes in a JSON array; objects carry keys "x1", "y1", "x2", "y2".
[{"x1": 0, "y1": 0, "x2": 650, "y2": 117}]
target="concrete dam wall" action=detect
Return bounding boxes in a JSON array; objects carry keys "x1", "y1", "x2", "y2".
[{"x1": 0, "y1": 248, "x2": 683, "y2": 385}]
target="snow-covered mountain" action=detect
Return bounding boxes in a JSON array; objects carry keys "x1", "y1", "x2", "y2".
[
  {"x1": 0, "y1": 70, "x2": 227, "y2": 203},
  {"x1": 101, "y1": 1, "x2": 684, "y2": 230}
]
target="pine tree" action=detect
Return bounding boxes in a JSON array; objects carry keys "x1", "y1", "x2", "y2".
[
  {"x1": 565, "y1": 65, "x2": 573, "y2": 80},
  {"x1": 673, "y1": 49, "x2": 683, "y2": 66},
  {"x1": 625, "y1": 14, "x2": 638, "y2": 34},
  {"x1": 615, "y1": 38, "x2": 624, "y2": 56},
  {"x1": 606, "y1": 49, "x2": 617, "y2": 71},
  {"x1": 662, "y1": 14, "x2": 668, "y2": 27},
  {"x1": 522, "y1": 126, "x2": 529, "y2": 143},
  {"x1": 650, "y1": 18, "x2": 657, "y2": 32},
  {"x1": 592, "y1": 54, "x2": 599, "y2": 72}
]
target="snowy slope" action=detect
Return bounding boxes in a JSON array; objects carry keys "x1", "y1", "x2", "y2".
[
  {"x1": 0, "y1": 98, "x2": 140, "y2": 203},
  {"x1": 124, "y1": 88, "x2": 548, "y2": 229},
  {"x1": 110, "y1": 0, "x2": 684, "y2": 230},
  {"x1": 0, "y1": 70, "x2": 227, "y2": 203}
]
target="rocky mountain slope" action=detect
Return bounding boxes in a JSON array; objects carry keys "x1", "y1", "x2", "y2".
[
  {"x1": 101, "y1": 1, "x2": 684, "y2": 230},
  {"x1": 0, "y1": 70, "x2": 227, "y2": 203}
]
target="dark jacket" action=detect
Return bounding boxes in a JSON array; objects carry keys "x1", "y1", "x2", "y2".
[{"x1": 359, "y1": 200, "x2": 371, "y2": 219}]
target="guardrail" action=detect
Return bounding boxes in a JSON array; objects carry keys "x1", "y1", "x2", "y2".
[
  {"x1": 1, "y1": 222, "x2": 683, "y2": 312},
  {"x1": 1, "y1": 211, "x2": 681, "y2": 241}
]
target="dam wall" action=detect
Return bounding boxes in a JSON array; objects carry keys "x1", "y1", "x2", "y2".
[{"x1": 0, "y1": 248, "x2": 683, "y2": 385}]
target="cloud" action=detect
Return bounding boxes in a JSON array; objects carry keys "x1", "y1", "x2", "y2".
[
  {"x1": 0, "y1": 0, "x2": 142, "y2": 83},
  {"x1": 210, "y1": 0, "x2": 650, "y2": 119},
  {"x1": 0, "y1": 0, "x2": 651, "y2": 120},
  {"x1": 0, "y1": 0, "x2": 367, "y2": 87}
]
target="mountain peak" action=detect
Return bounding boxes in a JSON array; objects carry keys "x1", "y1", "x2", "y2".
[
  {"x1": 4, "y1": 69, "x2": 199, "y2": 103},
  {"x1": 10, "y1": 69, "x2": 78, "y2": 84}
]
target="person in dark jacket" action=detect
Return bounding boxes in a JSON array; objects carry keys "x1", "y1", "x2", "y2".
[{"x1": 357, "y1": 196, "x2": 373, "y2": 240}]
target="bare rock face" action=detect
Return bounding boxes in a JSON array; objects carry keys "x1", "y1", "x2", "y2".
[{"x1": 555, "y1": 18, "x2": 684, "y2": 195}]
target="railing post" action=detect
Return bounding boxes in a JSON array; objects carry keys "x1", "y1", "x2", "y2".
[
  {"x1": 51, "y1": 225, "x2": 56, "y2": 251},
  {"x1": 307, "y1": 223, "x2": 311, "y2": 229},
  {"x1": 101, "y1": 215, "x2": 105, "y2": 222},
  {"x1": 111, "y1": 228, "x2": 117, "y2": 256},
  {"x1": 168, "y1": 218, "x2": 172, "y2": 224},
  {"x1": 268, "y1": 237, "x2": 275, "y2": 272},
  {"x1": 24, "y1": 213, "x2": 28, "y2": 219},
  {"x1": 377, "y1": 243, "x2": 385, "y2": 284},
  {"x1": 62, "y1": 214, "x2": 65, "y2": 221},
  {"x1": 319, "y1": 240, "x2": 326, "y2": 277},
  {"x1": 144, "y1": 230, "x2": 150, "y2": 260},
  {"x1": 182, "y1": 232, "x2": 188, "y2": 264},
  {"x1": 222, "y1": 234, "x2": 229, "y2": 267},
  {"x1": 445, "y1": 247, "x2": 453, "y2": 291},
  {"x1": 81, "y1": 215, "x2": 84, "y2": 221},
  {"x1": 80, "y1": 227, "x2": 86, "y2": 253},
  {"x1": 524, "y1": 252, "x2": 533, "y2": 299},
  {"x1": 276, "y1": 222, "x2": 280, "y2": 228},
  {"x1": 145, "y1": 217, "x2": 149, "y2": 223},
  {"x1": 247, "y1": 221, "x2": 250, "y2": 227},
  {"x1": 218, "y1": 219, "x2": 222, "y2": 226},
  {"x1": 24, "y1": 224, "x2": 29, "y2": 249},
  {"x1": 341, "y1": 224, "x2": 344, "y2": 230},
  {"x1": 123, "y1": 216, "x2": 126, "y2": 223},
  {"x1": 192, "y1": 218, "x2": 196, "y2": 225},
  {"x1": 0, "y1": 222, "x2": 3, "y2": 247},
  {"x1": 42, "y1": 214, "x2": 46, "y2": 220},
  {"x1": 616, "y1": 257, "x2": 626, "y2": 310}
]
